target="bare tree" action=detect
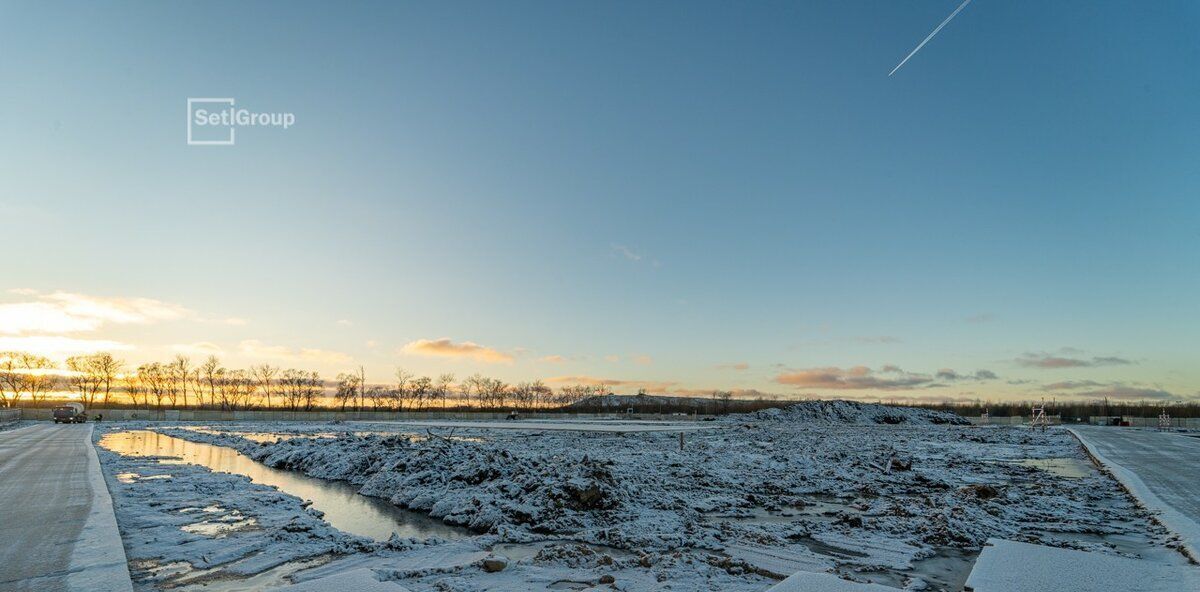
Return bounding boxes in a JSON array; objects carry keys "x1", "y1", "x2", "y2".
[
  {"x1": 198, "y1": 355, "x2": 222, "y2": 409},
  {"x1": 335, "y1": 372, "x2": 361, "y2": 412},
  {"x1": 124, "y1": 373, "x2": 144, "y2": 407},
  {"x1": 303, "y1": 371, "x2": 321, "y2": 411},
  {"x1": 512, "y1": 382, "x2": 534, "y2": 410},
  {"x1": 20, "y1": 354, "x2": 56, "y2": 405},
  {"x1": 463, "y1": 373, "x2": 485, "y2": 408},
  {"x1": 435, "y1": 373, "x2": 455, "y2": 410},
  {"x1": 138, "y1": 363, "x2": 170, "y2": 410},
  {"x1": 252, "y1": 364, "x2": 278, "y2": 410},
  {"x1": 410, "y1": 376, "x2": 432, "y2": 411},
  {"x1": 170, "y1": 355, "x2": 192, "y2": 408},
  {"x1": 93, "y1": 353, "x2": 124, "y2": 408},
  {"x1": 280, "y1": 369, "x2": 304, "y2": 411},
  {"x1": 0, "y1": 352, "x2": 20, "y2": 408},
  {"x1": 65, "y1": 355, "x2": 103, "y2": 407},
  {"x1": 394, "y1": 368, "x2": 413, "y2": 412},
  {"x1": 531, "y1": 380, "x2": 552, "y2": 410}
]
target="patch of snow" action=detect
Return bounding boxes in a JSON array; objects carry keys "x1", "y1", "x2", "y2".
[{"x1": 964, "y1": 538, "x2": 1199, "y2": 592}]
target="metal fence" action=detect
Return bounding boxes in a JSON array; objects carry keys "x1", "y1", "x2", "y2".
[
  {"x1": 0, "y1": 408, "x2": 20, "y2": 426},
  {"x1": 13, "y1": 407, "x2": 716, "y2": 423}
]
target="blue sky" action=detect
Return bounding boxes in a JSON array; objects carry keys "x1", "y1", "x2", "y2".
[{"x1": 1, "y1": 1, "x2": 1197, "y2": 402}]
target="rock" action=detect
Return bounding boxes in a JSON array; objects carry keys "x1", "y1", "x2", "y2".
[
  {"x1": 481, "y1": 558, "x2": 507, "y2": 572},
  {"x1": 962, "y1": 484, "x2": 999, "y2": 499},
  {"x1": 599, "y1": 574, "x2": 615, "y2": 584}
]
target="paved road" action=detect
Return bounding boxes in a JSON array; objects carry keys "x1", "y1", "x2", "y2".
[
  {"x1": 1071, "y1": 427, "x2": 1200, "y2": 560},
  {"x1": 0, "y1": 424, "x2": 132, "y2": 592}
]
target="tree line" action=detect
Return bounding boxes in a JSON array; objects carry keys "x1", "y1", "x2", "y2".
[{"x1": 0, "y1": 351, "x2": 609, "y2": 412}]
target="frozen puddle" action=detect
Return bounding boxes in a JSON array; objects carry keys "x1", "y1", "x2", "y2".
[{"x1": 100, "y1": 430, "x2": 468, "y2": 541}]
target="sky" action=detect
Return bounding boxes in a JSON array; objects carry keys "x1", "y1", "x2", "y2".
[{"x1": 1, "y1": 1, "x2": 1198, "y2": 403}]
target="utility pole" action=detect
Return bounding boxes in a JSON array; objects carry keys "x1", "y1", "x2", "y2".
[{"x1": 357, "y1": 365, "x2": 366, "y2": 413}]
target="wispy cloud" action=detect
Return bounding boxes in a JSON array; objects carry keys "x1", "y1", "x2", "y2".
[
  {"x1": 0, "y1": 335, "x2": 130, "y2": 357},
  {"x1": 400, "y1": 338, "x2": 514, "y2": 364},
  {"x1": 775, "y1": 364, "x2": 996, "y2": 391},
  {"x1": 1015, "y1": 352, "x2": 1134, "y2": 369},
  {"x1": 238, "y1": 340, "x2": 352, "y2": 365},
  {"x1": 1072, "y1": 385, "x2": 1177, "y2": 401},
  {"x1": 717, "y1": 362, "x2": 750, "y2": 371},
  {"x1": 936, "y1": 368, "x2": 998, "y2": 381},
  {"x1": 544, "y1": 375, "x2": 677, "y2": 394},
  {"x1": 853, "y1": 335, "x2": 902, "y2": 344},
  {"x1": 539, "y1": 354, "x2": 567, "y2": 364},
  {"x1": 775, "y1": 366, "x2": 935, "y2": 391},
  {"x1": 964, "y1": 313, "x2": 995, "y2": 324},
  {"x1": 611, "y1": 244, "x2": 661, "y2": 268},
  {"x1": 889, "y1": 0, "x2": 974, "y2": 76},
  {"x1": 170, "y1": 342, "x2": 224, "y2": 356},
  {"x1": 0, "y1": 290, "x2": 192, "y2": 335},
  {"x1": 611, "y1": 244, "x2": 642, "y2": 262}
]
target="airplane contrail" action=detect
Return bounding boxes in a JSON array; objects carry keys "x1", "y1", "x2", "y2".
[{"x1": 889, "y1": 0, "x2": 974, "y2": 76}]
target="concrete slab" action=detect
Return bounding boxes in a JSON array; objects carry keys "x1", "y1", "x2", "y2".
[
  {"x1": 1070, "y1": 427, "x2": 1200, "y2": 561},
  {"x1": 964, "y1": 538, "x2": 1199, "y2": 592},
  {"x1": 0, "y1": 424, "x2": 133, "y2": 592}
]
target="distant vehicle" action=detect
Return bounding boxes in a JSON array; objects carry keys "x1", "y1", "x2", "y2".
[
  {"x1": 506, "y1": 410, "x2": 519, "y2": 421},
  {"x1": 52, "y1": 403, "x2": 88, "y2": 424}
]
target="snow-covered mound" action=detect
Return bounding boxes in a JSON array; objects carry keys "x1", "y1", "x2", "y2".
[{"x1": 746, "y1": 400, "x2": 971, "y2": 426}]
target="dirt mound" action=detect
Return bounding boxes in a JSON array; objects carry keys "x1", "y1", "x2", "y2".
[{"x1": 745, "y1": 400, "x2": 970, "y2": 425}]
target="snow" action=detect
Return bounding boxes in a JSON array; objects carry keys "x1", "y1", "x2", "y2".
[
  {"x1": 275, "y1": 568, "x2": 411, "y2": 592},
  {"x1": 964, "y1": 538, "x2": 1200, "y2": 592},
  {"x1": 92, "y1": 411, "x2": 1186, "y2": 591},
  {"x1": 1070, "y1": 427, "x2": 1200, "y2": 562},
  {"x1": 70, "y1": 425, "x2": 135, "y2": 592},
  {"x1": 768, "y1": 571, "x2": 902, "y2": 591},
  {"x1": 360, "y1": 419, "x2": 718, "y2": 432},
  {"x1": 739, "y1": 400, "x2": 970, "y2": 426}
]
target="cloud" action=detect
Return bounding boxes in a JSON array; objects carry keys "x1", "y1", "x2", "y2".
[
  {"x1": 335, "y1": 319, "x2": 353, "y2": 327},
  {"x1": 539, "y1": 355, "x2": 567, "y2": 364},
  {"x1": 0, "y1": 289, "x2": 246, "y2": 337},
  {"x1": 400, "y1": 338, "x2": 514, "y2": 364},
  {"x1": 632, "y1": 354, "x2": 653, "y2": 366},
  {"x1": 544, "y1": 375, "x2": 677, "y2": 393},
  {"x1": 1015, "y1": 352, "x2": 1134, "y2": 369},
  {"x1": 604, "y1": 355, "x2": 620, "y2": 363},
  {"x1": 238, "y1": 340, "x2": 353, "y2": 365},
  {"x1": 937, "y1": 368, "x2": 998, "y2": 381},
  {"x1": 1071, "y1": 386, "x2": 1176, "y2": 401},
  {"x1": 774, "y1": 366, "x2": 936, "y2": 391},
  {"x1": 611, "y1": 244, "x2": 642, "y2": 262},
  {"x1": 717, "y1": 362, "x2": 750, "y2": 371},
  {"x1": 1, "y1": 290, "x2": 193, "y2": 335},
  {"x1": 1040, "y1": 380, "x2": 1106, "y2": 391},
  {"x1": 853, "y1": 336, "x2": 902, "y2": 344},
  {"x1": 0, "y1": 335, "x2": 131, "y2": 358},
  {"x1": 964, "y1": 313, "x2": 995, "y2": 324},
  {"x1": 773, "y1": 365, "x2": 998, "y2": 391},
  {"x1": 170, "y1": 342, "x2": 224, "y2": 356}
]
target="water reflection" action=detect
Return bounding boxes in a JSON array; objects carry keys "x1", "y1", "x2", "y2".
[{"x1": 100, "y1": 430, "x2": 467, "y2": 541}]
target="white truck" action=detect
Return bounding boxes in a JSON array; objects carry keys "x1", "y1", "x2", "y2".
[{"x1": 52, "y1": 402, "x2": 88, "y2": 424}]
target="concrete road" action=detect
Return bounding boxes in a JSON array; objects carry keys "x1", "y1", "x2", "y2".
[
  {"x1": 0, "y1": 424, "x2": 132, "y2": 592},
  {"x1": 1071, "y1": 427, "x2": 1200, "y2": 560}
]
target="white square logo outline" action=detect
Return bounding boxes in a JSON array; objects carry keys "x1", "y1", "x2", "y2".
[{"x1": 187, "y1": 98, "x2": 236, "y2": 145}]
